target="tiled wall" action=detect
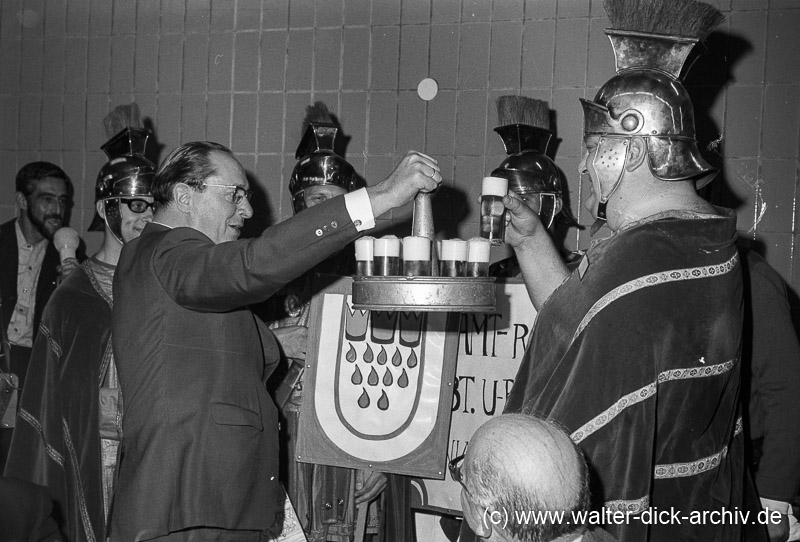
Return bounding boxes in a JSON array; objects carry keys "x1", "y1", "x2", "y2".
[{"x1": 1, "y1": 0, "x2": 799, "y2": 297}]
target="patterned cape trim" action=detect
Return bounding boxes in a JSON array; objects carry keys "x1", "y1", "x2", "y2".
[
  {"x1": 654, "y1": 445, "x2": 729, "y2": 480},
  {"x1": 604, "y1": 496, "x2": 650, "y2": 514},
  {"x1": 571, "y1": 359, "x2": 735, "y2": 444},
  {"x1": 571, "y1": 252, "x2": 739, "y2": 345}
]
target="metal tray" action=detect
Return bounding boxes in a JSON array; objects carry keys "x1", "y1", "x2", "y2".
[{"x1": 351, "y1": 276, "x2": 496, "y2": 312}]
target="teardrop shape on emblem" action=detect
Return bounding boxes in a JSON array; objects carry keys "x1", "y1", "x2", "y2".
[
  {"x1": 345, "y1": 343, "x2": 357, "y2": 363},
  {"x1": 363, "y1": 344, "x2": 374, "y2": 363},
  {"x1": 377, "y1": 390, "x2": 390, "y2": 411},
  {"x1": 368, "y1": 366, "x2": 379, "y2": 386},
  {"x1": 383, "y1": 367, "x2": 393, "y2": 386},
  {"x1": 398, "y1": 369, "x2": 409, "y2": 388},
  {"x1": 358, "y1": 388, "x2": 370, "y2": 408},
  {"x1": 406, "y1": 349, "x2": 418, "y2": 369},
  {"x1": 392, "y1": 347, "x2": 402, "y2": 367},
  {"x1": 377, "y1": 345, "x2": 387, "y2": 365},
  {"x1": 351, "y1": 365, "x2": 363, "y2": 385}
]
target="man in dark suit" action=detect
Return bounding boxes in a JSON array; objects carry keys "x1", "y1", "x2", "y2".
[
  {"x1": 110, "y1": 141, "x2": 441, "y2": 541},
  {"x1": 1, "y1": 162, "x2": 73, "y2": 470}
]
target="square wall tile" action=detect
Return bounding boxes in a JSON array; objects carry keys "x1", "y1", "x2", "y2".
[
  {"x1": 158, "y1": 34, "x2": 183, "y2": 93},
  {"x1": 371, "y1": 26, "x2": 400, "y2": 90},
  {"x1": 455, "y1": 90, "x2": 488, "y2": 155},
  {"x1": 137, "y1": 0, "x2": 160, "y2": 34},
  {"x1": 458, "y1": 23, "x2": 490, "y2": 89},
  {"x1": 316, "y1": 0, "x2": 344, "y2": 27},
  {"x1": 402, "y1": 0, "x2": 431, "y2": 25},
  {"x1": 431, "y1": 0, "x2": 460, "y2": 23},
  {"x1": 493, "y1": 0, "x2": 523, "y2": 21},
  {"x1": 587, "y1": 18, "x2": 614, "y2": 88},
  {"x1": 758, "y1": 159, "x2": 796, "y2": 234},
  {"x1": 62, "y1": 94, "x2": 86, "y2": 151},
  {"x1": 525, "y1": 0, "x2": 556, "y2": 20},
  {"x1": 112, "y1": 0, "x2": 136, "y2": 34},
  {"x1": 462, "y1": 0, "x2": 491, "y2": 22},
  {"x1": 206, "y1": 93, "x2": 232, "y2": 146},
  {"x1": 314, "y1": 28, "x2": 342, "y2": 91},
  {"x1": 766, "y1": 10, "x2": 800, "y2": 84},
  {"x1": 208, "y1": 32, "x2": 234, "y2": 92},
  {"x1": 399, "y1": 24, "x2": 430, "y2": 89},
  {"x1": 156, "y1": 94, "x2": 182, "y2": 152},
  {"x1": 45, "y1": 0, "x2": 67, "y2": 38},
  {"x1": 762, "y1": 84, "x2": 800, "y2": 159},
  {"x1": 237, "y1": 0, "x2": 262, "y2": 30},
  {"x1": 372, "y1": 1, "x2": 400, "y2": 25},
  {"x1": 286, "y1": 27, "x2": 315, "y2": 87},
  {"x1": 0, "y1": 96, "x2": 19, "y2": 150},
  {"x1": 40, "y1": 97, "x2": 63, "y2": 151},
  {"x1": 396, "y1": 91, "x2": 425, "y2": 153},
  {"x1": 724, "y1": 84, "x2": 763, "y2": 158},
  {"x1": 425, "y1": 89, "x2": 456, "y2": 156},
  {"x1": 344, "y1": 0, "x2": 370, "y2": 26},
  {"x1": 21, "y1": 38, "x2": 43, "y2": 93},
  {"x1": 0, "y1": 40, "x2": 21, "y2": 94},
  {"x1": 730, "y1": 10, "x2": 766, "y2": 84},
  {"x1": 66, "y1": 0, "x2": 89, "y2": 36},
  {"x1": 234, "y1": 31, "x2": 261, "y2": 91},
  {"x1": 756, "y1": 231, "x2": 793, "y2": 285},
  {"x1": 557, "y1": 0, "x2": 590, "y2": 18},
  {"x1": 522, "y1": 19, "x2": 555, "y2": 89},
  {"x1": 490, "y1": 21, "x2": 523, "y2": 88},
  {"x1": 289, "y1": 0, "x2": 314, "y2": 27},
  {"x1": 367, "y1": 91, "x2": 398, "y2": 154},
  {"x1": 186, "y1": 0, "x2": 211, "y2": 32},
  {"x1": 232, "y1": 93, "x2": 259, "y2": 152},
  {"x1": 553, "y1": 18, "x2": 588, "y2": 87},
  {"x1": 263, "y1": 0, "x2": 289, "y2": 29},
  {"x1": 285, "y1": 92, "x2": 313, "y2": 151},
  {"x1": 89, "y1": 0, "x2": 112, "y2": 36},
  {"x1": 429, "y1": 24, "x2": 459, "y2": 89},
  {"x1": 339, "y1": 91, "x2": 368, "y2": 155},
  {"x1": 257, "y1": 92, "x2": 285, "y2": 153},
  {"x1": 160, "y1": 0, "x2": 185, "y2": 33},
  {"x1": 342, "y1": 27, "x2": 370, "y2": 89},
  {"x1": 42, "y1": 38, "x2": 65, "y2": 94},
  {"x1": 86, "y1": 36, "x2": 111, "y2": 93},
  {"x1": 210, "y1": 0, "x2": 235, "y2": 31},
  {"x1": 260, "y1": 31, "x2": 287, "y2": 92},
  {"x1": 181, "y1": 93, "x2": 207, "y2": 141},
  {"x1": 85, "y1": 93, "x2": 108, "y2": 150},
  {"x1": 184, "y1": 32, "x2": 210, "y2": 92},
  {"x1": 134, "y1": 36, "x2": 158, "y2": 93},
  {"x1": 110, "y1": 35, "x2": 135, "y2": 94}
]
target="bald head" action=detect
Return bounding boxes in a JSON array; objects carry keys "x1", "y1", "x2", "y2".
[{"x1": 463, "y1": 414, "x2": 589, "y2": 541}]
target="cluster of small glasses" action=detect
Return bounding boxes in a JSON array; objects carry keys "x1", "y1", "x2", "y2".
[{"x1": 354, "y1": 236, "x2": 492, "y2": 277}]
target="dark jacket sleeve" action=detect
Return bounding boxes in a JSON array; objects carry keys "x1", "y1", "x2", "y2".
[
  {"x1": 745, "y1": 251, "x2": 800, "y2": 502},
  {"x1": 151, "y1": 195, "x2": 359, "y2": 313}
]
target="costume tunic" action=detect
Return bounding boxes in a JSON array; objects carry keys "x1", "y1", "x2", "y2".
[
  {"x1": 505, "y1": 210, "x2": 747, "y2": 542},
  {"x1": 5, "y1": 258, "x2": 119, "y2": 542}
]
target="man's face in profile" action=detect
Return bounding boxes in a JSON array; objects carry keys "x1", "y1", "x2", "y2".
[{"x1": 190, "y1": 151, "x2": 254, "y2": 244}]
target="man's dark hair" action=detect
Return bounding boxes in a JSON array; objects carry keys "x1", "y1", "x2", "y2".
[
  {"x1": 153, "y1": 141, "x2": 234, "y2": 205},
  {"x1": 15, "y1": 162, "x2": 71, "y2": 196}
]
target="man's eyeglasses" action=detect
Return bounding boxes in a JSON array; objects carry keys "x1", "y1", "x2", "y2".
[
  {"x1": 449, "y1": 453, "x2": 478, "y2": 501},
  {"x1": 203, "y1": 183, "x2": 253, "y2": 205},
  {"x1": 119, "y1": 198, "x2": 155, "y2": 213}
]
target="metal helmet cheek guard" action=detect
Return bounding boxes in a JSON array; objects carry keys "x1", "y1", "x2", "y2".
[
  {"x1": 89, "y1": 127, "x2": 155, "y2": 243},
  {"x1": 582, "y1": 30, "x2": 717, "y2": 190},
  {"x1": 289, "y1": 122, "x2": 361, "y2": 214}
]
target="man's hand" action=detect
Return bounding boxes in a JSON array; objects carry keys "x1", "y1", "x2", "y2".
[
  {"x1": 354, "y1": 470, "x2": 387, "y2": 504},
  {"x1": 367, "y1": 151, "x2": 442, "y2": 218},
  {"x1": 57, "y1": 257, "x2": 80, "y2": 282},
  {"x1": 767, "y1": 513, "x2": 790, "y2": 542},
  {"x1": 502, "y1": 192, "x2": 545, "y2": 250},
  {"x1": 271, "y1": 325, "x2": 308, "y2": 360}
]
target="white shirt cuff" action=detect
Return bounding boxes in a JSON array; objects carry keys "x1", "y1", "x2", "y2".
[
  {"x1": 344, "y1": 188, "x2": 375, "y2": 232},
  {"x1": 761, "y1": 498, "x2": 793, "y2": 515}
]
